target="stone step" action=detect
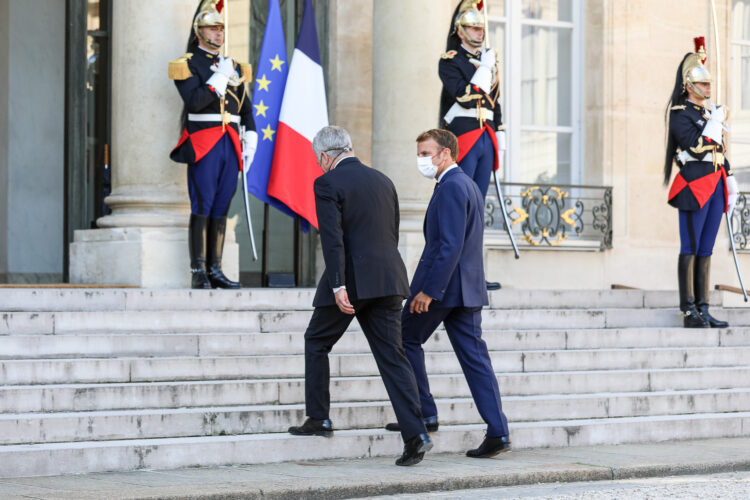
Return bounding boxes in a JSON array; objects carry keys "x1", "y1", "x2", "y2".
[
  {"x1": 4, "y1": 366, "x2": 750, "y2": 413},
  {"x1": 0, "y1": 289, "x2": 724, "y2": 312},
  {"x1": 3, "y1": 328, "x2": 750, "y2": 359},
  {"x1": 2, "y1": 306, "x2": 747, "y2": 335},
  {"x1": 3, "y1": 388, "x2": 749, "y2": 445},
  {"x1": 1, "y1": 411, "x2": 749, "y2": 478},
  {"x1": 3, "y1": 347, "x2": 750, "y2": 385}
]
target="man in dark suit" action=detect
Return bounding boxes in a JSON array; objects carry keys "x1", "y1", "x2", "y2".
[
  {"x1": 288, "y1": 126, "x2": 433, "y2": 466},
  {"x1": 385, "y1": 129, "x2": 511, "y2": 458}
]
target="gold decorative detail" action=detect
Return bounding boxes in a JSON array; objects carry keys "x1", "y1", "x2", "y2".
[
  {"x1": 561, "y1": 206, "x2": 578, "y2": 228},
  {"x1": 441, "y1": 50, "x2": 458, "y2": 60},
  {"x1": 226, "y1": 89, "x2": 241, "y2": 109},
  {"x1": 240, "y1": 63, "x2": 253, "y2": 82},
  {"x1": 690, "y1": 137, "x2": 714, "y2": 155},
  {"x1": 168, "y1": 53, "x2": 193, "y2": 80},
  {"x1": 520, "y1": 186, "x2": 540, "y2": 198},
  {"x1": 670, "y1": 105, "x2": 686, "y2": 111},
  {"x1": 548, "y1": 233, "x2": 567, "y2": 246},
  {"x1": 549, "y1": 186, "x2": 568, "y2": 199},
  {"x1": 457, "y1": 84, "x2": 482, "y2": 103},
  {"x1": 511, "y1": 205, "x2": 528, "y2": 226}
]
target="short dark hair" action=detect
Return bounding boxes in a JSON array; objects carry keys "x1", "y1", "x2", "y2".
[{"x1": 416, "y1": 129, "x2": 459, "y2": 161}]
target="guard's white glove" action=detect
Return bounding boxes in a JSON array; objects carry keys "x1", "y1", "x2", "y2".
[
  {"x1": 495, "y1": 130, "x2": 506, "y2": 151},
  {"x1": 495, "y1": 130, "x2": 506, "y2": 173},
  {"x1": 470, "y1": 49, "x2": 495, "y2": 94},
  {"x1": 207, "y1": 72, "x2": 229, "y2": 97},
  {"x1": 479, "y1": 49, "x2": 496, "y2": 69},
  {"x1": 710, "y1": 103, "x2": 726, "y2": 124},
  {"x1": 703, "y1": 104, "x2": 725, "y2": 144},
  {"x1": 216, "y1": 56, "x2": 236, "y2": 78},
  {"x1": 242, "y1": 130, "x2": 258, "y2": 169},
  {"x1": 727, "y1": 175, "x2": 739, "y2": 216}
]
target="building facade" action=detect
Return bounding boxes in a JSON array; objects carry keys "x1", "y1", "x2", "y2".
[{"x1": 1, "y1": 0, "x2": 748, "y2": 292}]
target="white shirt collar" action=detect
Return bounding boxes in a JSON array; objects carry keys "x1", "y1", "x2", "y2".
[
  {"x1": 331, "y1": 153, "x2": 353, "y2": 170},
  {"x1": 438, "y1": 164, "x2": 459, "y2": 183}
]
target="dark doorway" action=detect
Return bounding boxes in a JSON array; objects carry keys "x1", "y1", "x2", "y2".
[{"x1": 64, "y1": 0, "x2": 113, "y2": 281}]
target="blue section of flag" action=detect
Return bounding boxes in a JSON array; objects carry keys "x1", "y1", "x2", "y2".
[
  {"x1": 245, "y1": 0, "x2": 297, "y2": 221},
  {"x1": 296, "y1": 0, "x2": 321, "y2": 63}
]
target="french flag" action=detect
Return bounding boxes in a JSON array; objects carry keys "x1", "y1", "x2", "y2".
[{"x1": 267, "y1": 0, "x2": 328, "y2": 229}]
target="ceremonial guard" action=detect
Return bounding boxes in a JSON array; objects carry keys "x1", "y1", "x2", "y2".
[
  {"x1": 440, "y1": 1, "x2": 505, "y2": 290},
  {"x1": 664, "y1": 37, "x2": 737, "y2": 328},
  {"x1": 169, "y1": 0, "x2": 257, "y2": 289}
]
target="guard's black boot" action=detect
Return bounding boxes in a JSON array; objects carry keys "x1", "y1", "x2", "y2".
[
  {"x1": 695, "y1": 256, "x2": 729, "y2": 328},
  {"x1": 207, "y1": 216, "x2": 241, "y2": 289},
  {"x1": 189, "y1": 214, "x2": 211, "y2": 290},
  {"x1": 679, "y1": 254, "x2": 708, "y2": 328}
]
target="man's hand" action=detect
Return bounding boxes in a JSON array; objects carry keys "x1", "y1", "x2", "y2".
[
  {"x1": 409, "y1": 291, "x2": 433, "y2": 314},
  {"x1": 727, "y1": 175, "x2": 739, "y2": 216},
  {"x1": 335, "y1": 288, "x2": 355, "y2": 315}
]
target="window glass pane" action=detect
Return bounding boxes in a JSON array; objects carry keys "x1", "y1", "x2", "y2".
[
  {"x1": 520, "y1": 131, "x2": 572, "y2": 184},
  {"x1": 486, "y1": 0, "x2": 505, "y2": 17},
  {"x1": 521, "y1": 25, "x2": 572, "y2": 127},
  {"x1": 87, "y1": 0, "x2": 100, "y2": 31},
  {"x1": 733, "y1": 0, "x2": 750, "y2": 40},
  {"x1": 522, "y1": 0, "x2": 573, "y2": 22}
]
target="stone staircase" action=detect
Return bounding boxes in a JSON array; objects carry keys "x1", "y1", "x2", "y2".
[{"x1": 1, "y1": 288, "x2": 750, "y2": 478}]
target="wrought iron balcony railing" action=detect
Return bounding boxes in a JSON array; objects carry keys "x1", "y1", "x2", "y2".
[
  {"x1": 484, "y1": 183, "x2": 613, "y2": 250},
  {"x1": 730, "y1": 193, "x2": 750, "y2": 251}
]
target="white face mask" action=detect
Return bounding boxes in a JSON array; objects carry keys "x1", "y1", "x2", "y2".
[{"x1": 417, "y1": 155, "x2": 438, "y2": 179}]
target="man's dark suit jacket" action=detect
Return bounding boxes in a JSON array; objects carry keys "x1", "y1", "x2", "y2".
[
  {"x1": 410, "y1": 167, "x2": 489, "y2": 308},
  {"x1": 312, "y1": 156, "x2": 410, "y2": 308}
]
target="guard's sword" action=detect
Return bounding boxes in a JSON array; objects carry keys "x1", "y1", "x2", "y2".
[
  {"x1": 726, "y1": 213, "x2": 748, "y2": 301},
  {"x1": 240, "y1": 125, "x2": 259, "y2": 262},
  {"x1": 483, "y1": 1, "x2": 520, "y2": 259}
]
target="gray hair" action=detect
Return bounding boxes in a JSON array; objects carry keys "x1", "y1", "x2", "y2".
[{"x1": 312, "y1": 126, "x2": 353, "y2": 158}]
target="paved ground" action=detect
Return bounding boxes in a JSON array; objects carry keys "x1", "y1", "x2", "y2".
[
  {"x1": 369, "y1": 471, "x2": 750, "y2": 499},
  {"x1": 1, "y1": 437, "x2": 750, "y2": 499}
]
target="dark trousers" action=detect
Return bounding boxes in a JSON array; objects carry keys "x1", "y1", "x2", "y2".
[
  {"x1": 401, "y1": 302, "x2": 509, "y2": 438},
  {"x1": 187, "y1": 134, "x2": 239, "y2": 217},
  {"x1": 457, "y1": 129, "x2": 494, "y2": 199},
  {"x1": 304, "y1": 296, "x2": 426, "y2": 441},
  {"x1": 679, "y1": 180, "x2": 725, "y2": 256}
]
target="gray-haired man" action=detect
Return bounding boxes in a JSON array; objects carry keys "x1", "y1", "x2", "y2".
[{"x1": 288, "y1": 126, "x2": 433, "y2": 466}]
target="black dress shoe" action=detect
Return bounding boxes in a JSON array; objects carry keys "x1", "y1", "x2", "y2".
[
  {"x1": 486, "y1": 281, "x2": 501, "y2": 291},
  {"x1": 385, "y1": 415, "x2": 439, "y2": 432},
  {"x1": 288, "y1": 418, "x2": 333, "y2": 437},
  {"x1": 396, "y1": 433, "x2": 433, "y2": 466},
  {"x1": 697, "y1": 305, "x2": 729, "y2": 328},
  {"x1": 466, "y1": 435, "x2": 511, "y2": 458}
]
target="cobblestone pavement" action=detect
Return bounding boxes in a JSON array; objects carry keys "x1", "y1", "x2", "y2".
[{"x1": 367, "y1": 471, "x2": 750, "y2": 499}]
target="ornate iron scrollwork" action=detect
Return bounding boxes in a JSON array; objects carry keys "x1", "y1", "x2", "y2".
[
  {"x1": 485, "y1": 183, "x2": 613, "y2": 250},
  {"x1": 730, "y1": 193, "x2": 750, "y2": 250}
]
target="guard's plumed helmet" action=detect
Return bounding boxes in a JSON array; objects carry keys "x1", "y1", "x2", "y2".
[
  {"x1": 682, "y1": 36, "x2": 712, "y2": 99},
  {"x1": 454, "y1": 0, "x2": 486, "y2": 47},
  {"x1": 193, "y1": 0, "x2": 225, "y2": 49}
]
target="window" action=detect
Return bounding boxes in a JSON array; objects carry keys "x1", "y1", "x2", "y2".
[
  {"x1": 731, "y1": 0, "x2": 750, "y2": 184},
  {"x1": 488, "y1": 0, "x2": 583, "y2": 185}
]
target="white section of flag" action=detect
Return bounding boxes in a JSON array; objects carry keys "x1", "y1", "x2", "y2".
[{"x1": 277, "y1": 48, "x2": 329, "y2": 142}]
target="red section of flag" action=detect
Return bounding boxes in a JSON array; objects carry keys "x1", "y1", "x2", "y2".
[{"x1": 267, "y1": 122, "x2": 322, "y2": 228}]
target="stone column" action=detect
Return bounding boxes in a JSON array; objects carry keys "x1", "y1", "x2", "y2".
[
  {"x1": 372, "y1": 0, "x2": 455, "y2": 275},
  {"x1": 70, "y1": 0, "x2": 239, "y2": 288}
]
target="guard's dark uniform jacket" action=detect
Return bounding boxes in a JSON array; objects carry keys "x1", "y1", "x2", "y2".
[
  {"x1": 438, "y1": 45, "x2": 502, "y2": 167},
  {"x1": 667, "y1": 102, "x2": 731, "y2": 212},
  {"x1": 169, "y1": 48, "x2": 255, "y2": 169}
]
